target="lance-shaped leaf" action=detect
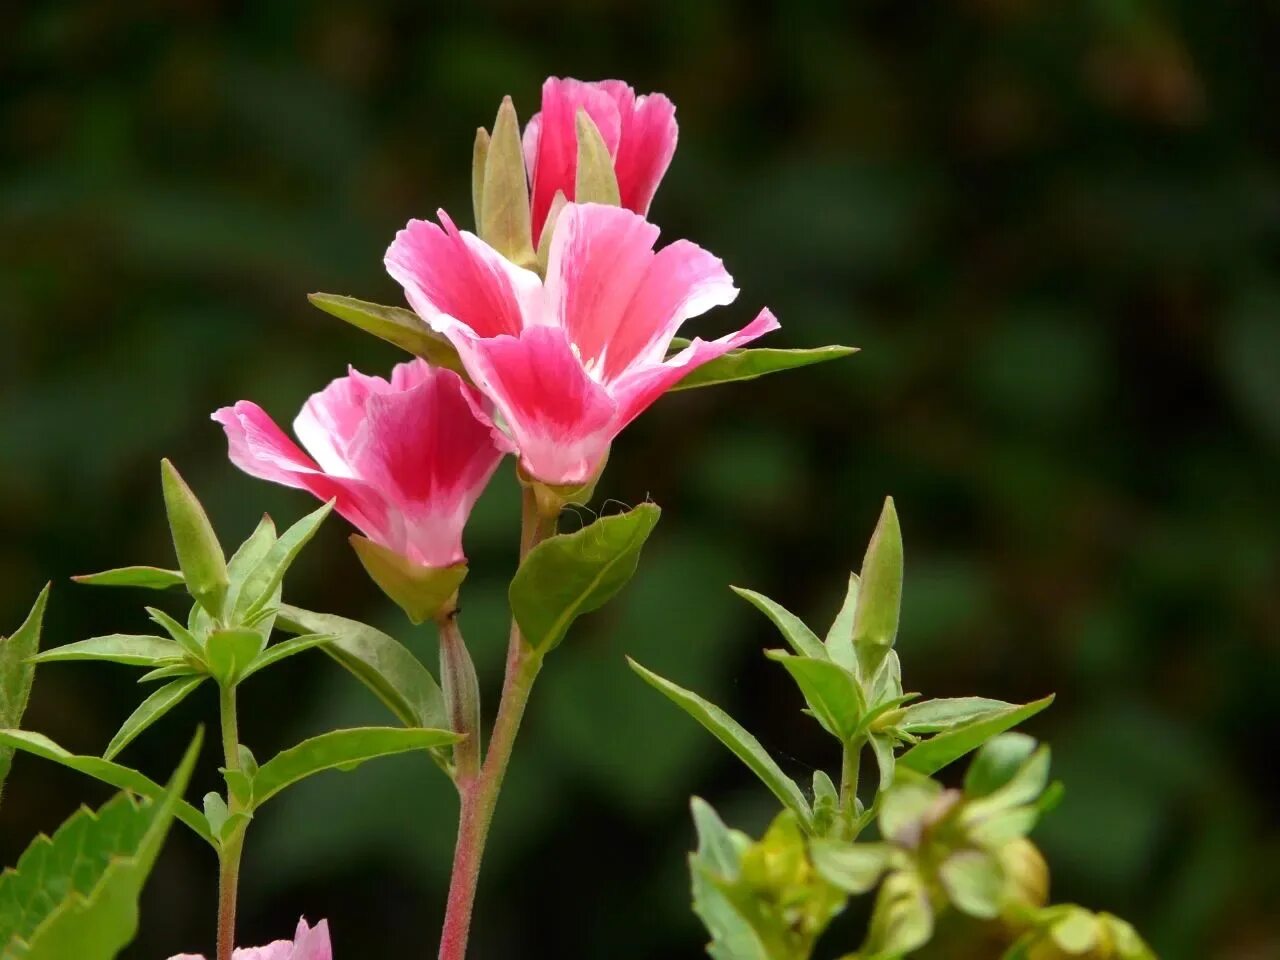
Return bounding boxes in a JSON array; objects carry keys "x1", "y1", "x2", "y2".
[
  {"x1": 668, "y1": 341, "x2": 858, "y2": 392},
  {"x1": 480, "y1": 95, "x2": 536, "y2": 269},
  {"x1": 103, "y1": 677, "x2": 204, "y2": 761},
  {"x1": 963, "y1": 732, "x2": 1038, "y2": 799},
  {"x1": 145, "y1": 607, "x2": 204, "y2": 661},
  {"x1": 251, "y1": 726, "x2": 461, "y2": 808},
  {"x1": 239, "y1": 634, "x2": 334, "y2": 682},
  {"x1": 852, "y1": 497, "x2": 903, "y2": 678},
  {"x1": 731, "y1": 587, "x2": 826, "y2": 660},
  {"x1": 898, "y1": 695, "x2": 1054, "y2": 777},
  {"x1": 277, "y1": 605, "x2": 447, "y2": 729},
  {"x1": 160, "y1": 459, "x2": 228, "y2": 617},
  {"x1": 71, "y1": 567, "x2": 184, "y2": 590},
  {"x1": 765, "y1": 651, "x2": 864, "y2": 742},
  {"x1": 689, "y1": 798, "x2": 767, "y2": 960},
  {"x1": 350, "y1": 536, "x2": 467, "y2": 625},
  {"x1": 574, "y1": 109, "x2": 621, "y2": 205},
  {"x1": 306, "y1": 293, "x2": 465, "y2": 373},
  {"x1": 824, "y1": 573, "x2": 859, "y2": 670},
  {"x1": 897, "y1": 697, "x2": 1015, "y2": 734},
  {"x1": 511, "y1": 505, "x2": 660, "y2": 654},
  {"x1": 29, "y1": 635, "x2": 186, "y2": 668},
  {"x1": 235, "y1": 500, "x2": 333, "y2": 621},
  {"x1": 0, "y1": 732, "x2": 200, "y2": 959},
  {"x1": 869, "y1": 731, "x2": 897, "y2": 792},
  {"x1": 224, "y1": 513, "x2": 277, "y2": 611},
  {"x1": 205, "y1": 629, "x2": 265, "y2": 687},
  {"x1": 628, "y1": 659, "x2": 812, "y2": 829},
  {"x1": 0, "y1": 586, "x2": 48, "y2": 802},
  {"x1": 0, "y1": 729, "x2": 212, "y2": 845}
]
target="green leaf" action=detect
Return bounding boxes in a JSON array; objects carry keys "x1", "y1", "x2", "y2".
[
  {"x1": 939, "y1": 850, "x2": 1004, "y2": 919},
  {"x1": 224, "y1": 513, "x2": 276, "y2": 609},
  {"x1": 574, "y1": 109, "x2": 621, "y2": 205},
  {"x1": 898, "y1": 697, "x2": 1014, "y2": 734},
  {"x1": 29, "y1": 635, "x2": 186, "y2": 668},
  {"x1": 852, "y1": 497, "x2": 903, "y2": 678},
  {"x1": 690, "y1": 800, "x2": 765, "y2": 960},
  {"x1": 205, "y1": 629, "x2": 265, "y2": 687},
  {"x1": 0, "y1": 586, "x2": 48, "y2": 802},
  {"x1": 860, "y1": 869, "x2": 934, "y2": 960},
  {"x1": 877, "y1": 778, "x2": 943, "y2": 845},
  {"x1": 668, "y1": 342, "x2": 858, "y2": 392},
  {"x1": 628, "y1": 659, "x2": 812, "y2": 828},
  {"x1": 511, "y1": 505, "x2": 660, "y2": 654},
  {"x1": 810, "y1": 839, "x2": 892, "y2": 894},
  {"x1": 479, "y1": 95, "x2": 536, "y2": 269},
  {"x1": 731, "y1": 587, "x2": 826, "y2": 660},
  {"x1": 824, "y1": 574, "x2": 859, "y2": 670},
  {"x1": 136, "y1": 664, "x2": 201, "y2": 684},
  {"x1": 277, "y1": 605, "x2": 447, "y2": 729},
  {"x1": 239, "y1": 634, "x2": 334, "y2": 681},
  {"x1": 252, "y1": 726, "x2": 461, "y2": 808},
  {"x1": 144, "y1": 607, "x2": 204, "y2": 661},
  {"x1": 765, "y1": 651, "x2": 864, "y2": 742},
  {"x1": 0, "y1": 732, "x2": 200, "y2": 960},
  {"x1": 103, "y1": 677, "x2": 204, "y2": 761},
  {"x1": 964, "y1": 732, "x2": 1039, "y2": 798},
  {"x1": 898, "y1": 696, "x2": 1054, "y2": 777},
  {"x1": 71, "y1": 567, "x2": 184, "y2": 590},
  {"x1": 869, "y1": 732, "x2": 897, "y2": 792},
  {"x1": 160, "y1": 459, "x2": 228, "y2": 617},
  {"x1": 964, "y1": 744, "x2": 1051, "y2": 818},
  {"x1": 235, "y1": 500, "x2": 333, "y2": 621},
  {"x1": 0, "y1": 730, "x2": 211, "y2": 846},
  {"x1": 811, "y1": 771, "x2": 840, "y2": 837},
  {"x1": 306, "y1": 294, "x2": 465, "y2": 373},
  {"x1": 350, "y1": 536, "x2": 467, "y2": 624}
]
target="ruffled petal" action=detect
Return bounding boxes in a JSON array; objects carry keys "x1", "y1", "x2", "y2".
[
  {"x1": 348, "y1": 368, "x2": 505, "y2": 567},
  {"x1": 212, "y1": 401, "x2": 393, "y2": 548},
  {"x1": 289, "y1": 918, "x2": 333, "y2": 960},
  {"x1": 447, "y1": 324, "x2": 617, "y2": 486},
  {"x1": 613, "y1": 91, "x2": 677, "y2": 215},
  {"x1": 231, "y1": 943, "x2": 294, "y2": 960},
  {"x1": 609, "y1": 308, "x2": 780, "y2": 430},
  {"x1": 385, "y1": 212, "x2": 543, "y2": 339},
  {"x1": 527, "y1": 77, "x2": 624, "y2": 239},
  {"x1": 293, "y1": 366, "x2": 393, "y2": 477}
]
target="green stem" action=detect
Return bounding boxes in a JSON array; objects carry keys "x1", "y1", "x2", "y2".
[
  {"x1": 438, "y1": 486, "x2": 555, "y2": 960},
  {"x1": 216, "y1": 684, "x2": 244, "y2": 960},
  {"x1": 840, "y1": 736, "x2": 864, "y2": 827}
]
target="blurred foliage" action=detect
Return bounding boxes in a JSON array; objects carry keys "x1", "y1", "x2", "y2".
[{"x1": 1, "y1": 1, "x2": 1277, "y2": 958}]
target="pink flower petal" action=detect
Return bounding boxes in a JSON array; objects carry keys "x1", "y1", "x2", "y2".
[
  {"x1": 232, "y1": 942, "x2": 294, "y2": 960},
  {"x1": 289, "y1": 918, "x2": 333, "y2": 960},
  {"x1": 384, "y1": 213, "x2": 542, "y2": 339},
  {"x1": 610, "y1": 307, "x2": 781, "y2": 430},
  {"x1": 349, "y1": 368, "x2": 505, "y2": 567},
  {"x1": 448, "y1": 324, "x2": 617, "y2": 486},
  {"x1": 545, "y1": 204, "x2": 739, "y2": 382},
  {"x1": 612, "y1": 91, "x2": 677, "y2": 215}
]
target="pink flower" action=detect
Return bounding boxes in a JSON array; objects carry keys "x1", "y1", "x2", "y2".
[
  {"x1": 213, "y1": 361, "x2": 506, "y2": 568},
  {"x1": 168, "y1": 917, "x2": 332, "y2": 960},
  {"x1": 385, "y1": 201, "x2": 779, "y2": 487},
  {"x1": 523, "y1": 77, "x2": 678, "y2": 242}
]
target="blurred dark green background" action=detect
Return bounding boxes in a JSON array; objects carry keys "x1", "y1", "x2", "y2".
[{"x1": 2, "y1": 2, "x2": 1277, "y2": 958}]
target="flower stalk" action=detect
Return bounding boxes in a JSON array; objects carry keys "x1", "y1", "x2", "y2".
[{"x1": 216, "y1": 684, "x2": 245, "y2": 960}]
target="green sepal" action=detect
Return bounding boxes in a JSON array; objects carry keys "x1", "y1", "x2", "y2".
[
  {"x1": 350, "y1": 536, "x2": 467, "y2": 625},
  {"x1": 471, "y1": 126, "x2": 490, "y2": 230},
  {"x1": 277, "y1": 605, "x2": 447, "y2": 730},
  {"x1": 535, "y1": 190, "x2": 567, "y2": 275},
  {"x1": 0, "y1": 729, "x2": 212, "y2": 846},
  {"x1": 0, "y1": 732, "x2": 200, "y2": 960},
  {"x1": 160, "y1": 459, "x2": 228, "y2": 617},
  {"x1": 306, "y1": 294, "x2": 465, "y2": 373},
  {"x1": 667, "y1": 341, "x2": 858, "y2": 392},
  {"x1": 628, "y1": 658, "x2": 812, "y2": 829},
  {"x1": 824, "y1": 573, "x2": 859, "y2": 670},
  {"x1": 251, "y1": 726, "x2": 462, "y2": 808},
  {"x1": 103, "y1": 676, "x2": 204, "y2": 760},
  {"x1": 0, "y1": 586, "x2": 48, "y2": 802},
  {"x1": 29, "y1": 635, "x2": 186, "y2": 668},
  {"x1": 732, "y1": 587, "x2": 826, "y2": 660},
  {"x1": 479, "y1": 95, "x2": 536, "y2": 269},
  {"x1": 510, "y1": 504, "x2": 660, "y2": 654},
  {"x1": 898, "y1": 695, "x2": 1054, "y2": 777},
  {"x1": 574, "y1": 109, "x2": 621, "y2": 205},
  {"x1": 852, "y1": 497, "x2": 903, "y2": 679},
  {"x1": 71, "y1": 567, "x2": 184, "y2": 590},
  {"x1": 765, "y1": 651, "x2": 864, "y2": 742},
  {"x1": 205, "y1": 629, "x2": 266, "y2": 687}
]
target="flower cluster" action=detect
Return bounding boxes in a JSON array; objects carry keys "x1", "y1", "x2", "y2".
[{"x1": 216, "y1": 76, "x2": 776, "y2": 618}]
